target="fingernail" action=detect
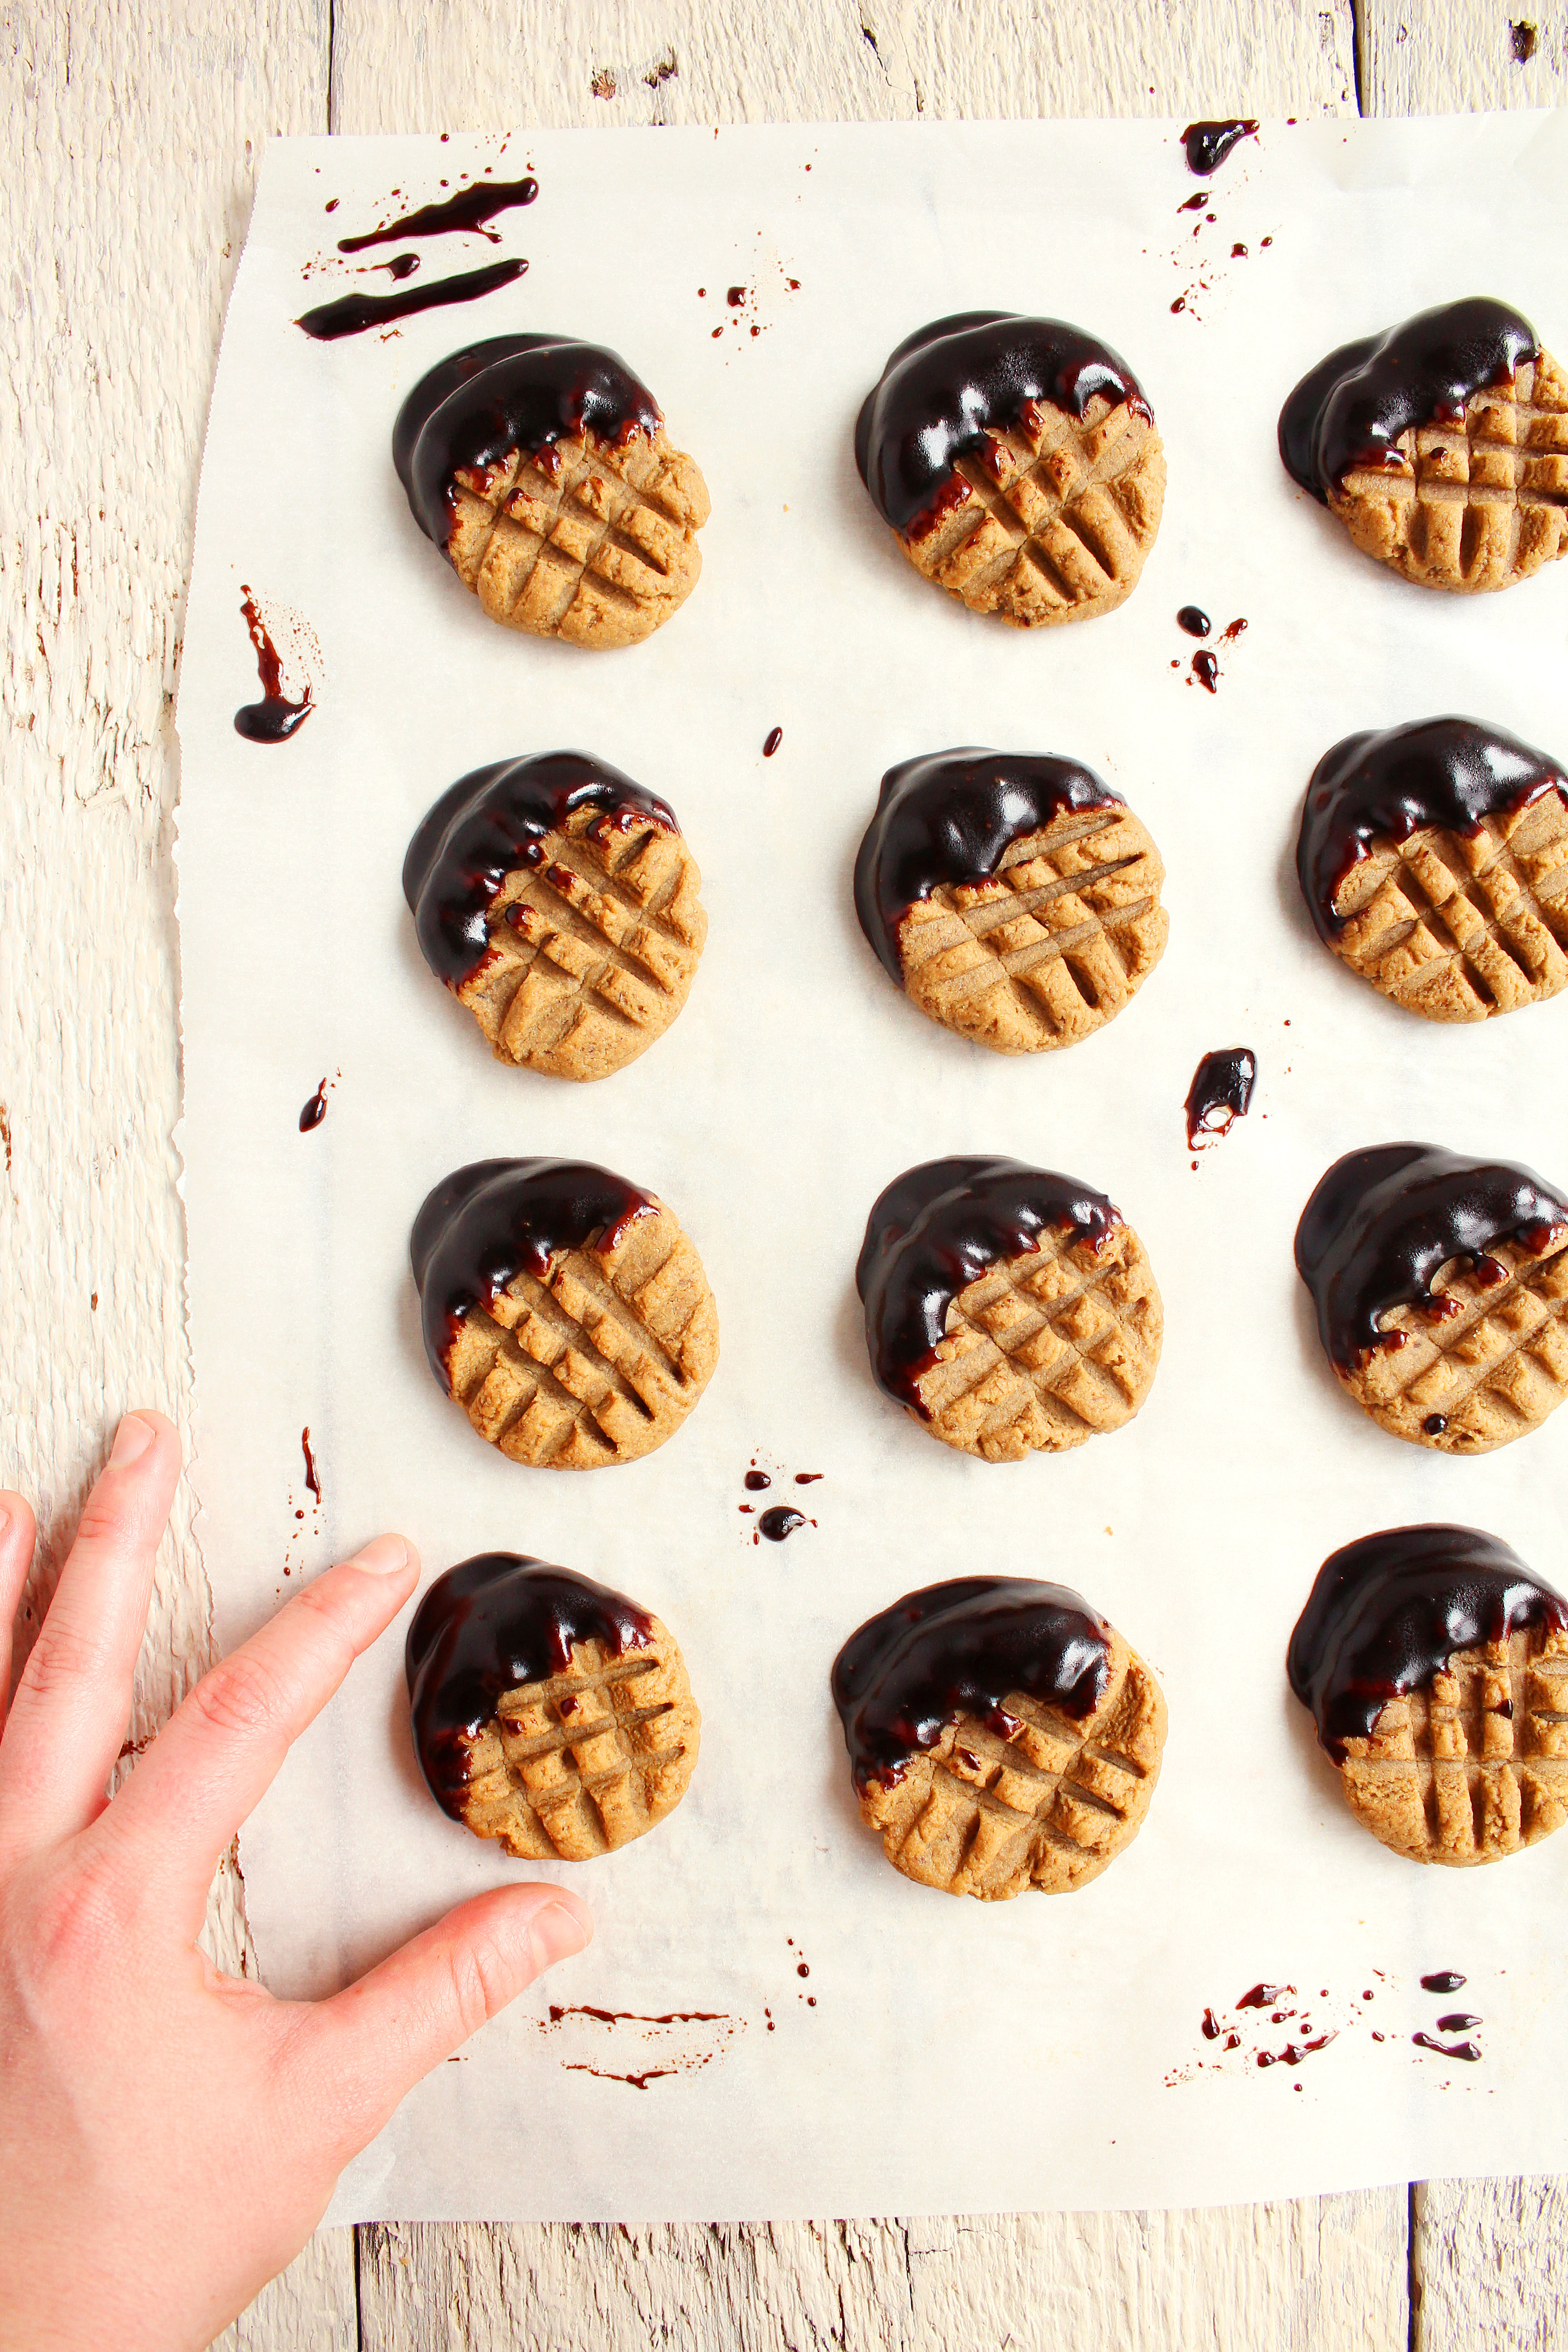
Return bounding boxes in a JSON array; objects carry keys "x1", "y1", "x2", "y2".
[
  {"x1": 531, "y1": 1897, "x2": 593, "y2": 1970},
  {"x1": 110, "y1": 1415, "x2": 156, "y2": 1468},
  {"x1": 348, "y1": 1534, "x2": 410, "y2": 1576}
]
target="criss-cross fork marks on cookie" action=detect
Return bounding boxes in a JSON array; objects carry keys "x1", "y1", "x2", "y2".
[
  {"x1": 458, "y1": 1635, "x2": 701, "y2": 1860},
  {"x1": 447, "y1": 427, "x2": 708, "y2": 647},
  {"x1": 1334, "y1": 358, "x2": 1568, "y2": 591},
  {"x1": 915, "y1": 1230, "x2": 1162, "y2": 1462},
  {"x1": 1342, "y1": 1629, "x2": 1568, "y2": 1865},
  {"x1": 897, "y1": 808, "x2": 1168, "y2": 1052},
  {"x1": 460, "y1": 812, "x2": 706, "y2": 1078},
  {"x1": 901, "y1": 393, "x2": 1165, "y2": 627},
  {"x1": 1329, "y1": 795, "x2": 1568, "y2": 1023},
  {"x1": 1344, "y1": 1233, "x2": 1568, "y2": 1454},
  {"x1": 860, "y1": 1639, "x2": 1166, "y2": 1898},
  {"x1": 446, "y1": 1210, "x2": 718, "y2": 1469}
]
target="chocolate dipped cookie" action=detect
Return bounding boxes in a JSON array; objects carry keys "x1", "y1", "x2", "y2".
[
  {"x1": 1296, "y1": 717, "x2": 1568, "y2": 1023},
  {"x1": 404, "y1": 754, "x2": 706, "y2": 1079},
  {"x1": 1288, "y1": 1524, "x2": 1568, "y2": 1865},
  {"x1": 857, "y1": 1156, "x2": 1161, "y2": 1461},
  {"x1": 408, "y1": 1553, "x2": 700, "y2": 1859},
  {"x1": 855, "y1": 313, "x2": 1165, "y2": 627},
  {"x1": 394, "y1": 333, "x2": 708, "y2": 646},
  {"x1": 1279, "y1": 298, "x2": 1568, "y2": 592},
  {"x1": 831, "y1": 1575, "x2": 1166, "y2": 1898},
  {"x1": 853, "y1": 750, "x2": 1167, "y2": 1053},
  {"x1": 412, "y1": 1158, "x2": 717, "y2": 1468},
  {"x1": 1295, "y1": 1143, "x2": 1568, "y2": 1452}
]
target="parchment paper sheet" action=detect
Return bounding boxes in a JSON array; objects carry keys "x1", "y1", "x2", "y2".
[{"x1": 176, "y1": 114, "x2": 1568, "y2": 2221}]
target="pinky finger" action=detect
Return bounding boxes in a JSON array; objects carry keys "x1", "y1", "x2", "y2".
[{"x1": 0, "y1": 1495, "x2": 39, "y2": 1739}]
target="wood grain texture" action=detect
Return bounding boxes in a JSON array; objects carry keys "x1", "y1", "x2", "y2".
[
  {"x1": 359, "y1": 2197, "x2": 1409, "y2": 2352},
  {"x1": 1413, "y1": 2178, "x2": 1568, "y2": 2349},
  {"x1": 331, "y1": 0, "x2": 1359, "y2": 133},
  {"x1": 1360, "y1": 2, "x2": 1568, "y2": 109}
]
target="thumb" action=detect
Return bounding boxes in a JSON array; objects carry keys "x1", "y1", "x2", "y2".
[{"x1": 289, "y1": 1884, "x2": 593, "y2": 2156}]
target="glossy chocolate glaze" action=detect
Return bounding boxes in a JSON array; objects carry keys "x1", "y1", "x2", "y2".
[
  {"x1": 1191, "y1": 650, "x2": 1219, "y2": 692},
  {"x1": 1176, "y1": 604, "x2": 1211, "y2": 637},
  {"x1": 235, "y1": 587, "x2": 312, "y2": 742},
  {"x1": 854, "y1": 312, "x2": 1152, "y2": 538},
  {"x1": 299, "y1": 1080, "x2": 328, "y2": 1132},
  {"x1": 758, "y1": 1507, "x2": 807, "y2": 1542},
  {"x1": 1295, "y1": 717, "x2": 1568, "y2": 943},
  {"x1": 1185, "y1": 1046, "x2": 1256, "y2": 1146},
  {"x1": 1294, "y1": 1142, "x2": 1568, "y2": 1367},
  {"x1": 402, "y1": 752, "x2": 679, "y2": 986},
  {"x1": 852, "y1": 749, "x2": 1124, "y2": 983},
  {"x1": 338, "y1": 173, "x2": 537, "y2": 252},
  {"x1": 411, "y1": 1157, "x2": 656, "y2": 1388},
  {"x1": 1421, "y1": 1970, "x2": 1466, "y2": 1993},
  {"x1": 857, "y1": 1156, "x2": 1121, "y2": 1411},
  {"x1": 1287, "y1": 1523, "x2": 1568, "y2": 1762},
  {"x1": 1277, "y1": 298, "x2": 1538, "y2": 501},
  {"x1": 392, "y1": 331, "x2": 662, "y2": 547},
  {"x1": 295, "y1": 255, "x2": 526, "y2": 343},
  {"x1": 831, "y1": 1575, "x2": 1113, "y2": 1790},
  {"x1": 406, "y1": 1553, "x2": 653, "y2": 1815},
  {"x1": 1181, "y1": 119, "x2": 1258, "y2": 174}
]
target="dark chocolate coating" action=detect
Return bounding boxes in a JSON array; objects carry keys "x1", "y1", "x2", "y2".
[
  {"x1": 852, "y1": 748, "x2": 1124, "y2": 983},
  {"x1": 857, "y1": 1156, "x2": 1121, "y2": 1411},
  {"x1": 1185, "y1": 1046, "x2": 1256, "y2": 1145},
  {"x1": 1176, "y1": 604, "x2": 1211, "y2": 637},
  {"x1": 403, "y1": 751, "x2": 679, "y2": 986},
  {"x1": 411, "y1": 1157, "x2": 657, "y2": 1388},
  {"x1": 1181, "y1": 119, "x2": 1258, "y2": 174},
  {"x1": 406, "y1": 1553, "x2": 654, "y2": 1816},
  {"x1": 1277, "y1": 297, "x2": 1538, "y2": 502},
  {"x1": 1287, "y1": 1523, "x2": 1568, "y2": 1761},
  {"x1": 1294, "y1": 717, "x2": 1568, "y2": 943},
  {"x1": 831, "y1": 1575, "x2": 1113, "y2": 1790},
  {"x1": 758, "y1": 1506, "x2": 808, "y2": 1542},
  {"x1": 392, "y1": 332, "x2": 662, "y2": 546},
  {"x1": 1294, "y1": 1142, "x2": 1568, "y2": 1368},
  {"x1": 295, "y1": 256, "x2": 527, "y2": 344},
  {"x1": 854, "y1": 312, "x2": 1152, "y2": 538},
  {"x1": 338, "y1": 173, "x2": 537, "y2": 252}
]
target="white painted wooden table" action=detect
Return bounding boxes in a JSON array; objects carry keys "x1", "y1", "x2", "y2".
[{"x1": 8, "y1": 3, "x2": 1568, "y2": 2343}]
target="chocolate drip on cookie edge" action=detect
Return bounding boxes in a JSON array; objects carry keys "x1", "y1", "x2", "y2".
[
  {"x1": 853, "y1": 749, "x2": 1124, "y2": 983},
  {"x1": 854, "y1": 312, "x2": 1152, "y2": 539},
  {"x1": 403, "y1": 752, "x2": 680, "y2": 985},
  {"x1": 1287, "y1": 1524, "x2": 1568, "y2": 1761},
  {"x1": 1278, "y1": 297, "x2": 1539, "y2": 503},
  {"x1": 831, "y1": 1576, "x2": 1113, "y2": 1790},
  {"x1": 393, "y1": 333, "x2": 663, "y2": 547},
  {"x1": 407, "y1": 1553, "x2": 654, "y2": 1814},
  {"x1": 411, "y1": 1157, "x2": 657, "y2": 1387},
  {"x1": 857, "y1": 1156, "x2": 1121, "y2": 1411},
  {"x1": 1295, "y1": 717, "x2": 1568, "y2": 942},
  {"x1": 1294, "y1": 1142, "x2": 1568, "y2": 1368}
]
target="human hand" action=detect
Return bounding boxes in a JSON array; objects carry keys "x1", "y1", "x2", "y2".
[{"x1": 0, "y1": 1411, "x2": 593, "y2": 2352}]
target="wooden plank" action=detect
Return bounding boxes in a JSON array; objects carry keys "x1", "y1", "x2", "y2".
[
  {"x1": 358, "y1": 2199, "x2": 1408, "y2": 2351},
  {"x1": 1359, "y1": 1, "x2": 1568, "y2": 111},
  {"x1": 330, "y1": 0, "x2": 1359, "y2": 132},
  {"x1": 2, "y1": 7, "x2": 352, "y2": 2352},
  {"x1": 1413, "y1": 2179, "x2": 1568, "y2": 2350}
]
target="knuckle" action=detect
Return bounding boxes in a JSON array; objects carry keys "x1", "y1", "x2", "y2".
[
  {"x1": 442, "y1": 1936, "x2": 514, "y2": 2043},
  {"x1": 19, "y1": 1846, "x2": 126, "y2": 1981},
  {"x1": 17, "y1": 1619, "x2": 118, "y2": 1710},
  {"x1": 188, "y1": 1647, "x2": 293, "y2": 1745}
]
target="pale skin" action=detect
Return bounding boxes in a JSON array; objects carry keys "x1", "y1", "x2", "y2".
[{"x1": 0, "y1": 1410, "x2": 594, "y2": 2352}]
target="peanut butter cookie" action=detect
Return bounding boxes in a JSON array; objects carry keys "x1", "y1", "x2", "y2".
[
  {"x1": 412, "y1": 1158, "x2": 718, "y2": 1468},
  {"x1": 857, "y1": 1156, "x2": 1161, "y2": 1461},
  {"x1": 854, "y1": 749, "x2": 1167, "y2": 1052},
  {"x1": 408, "y1": 1553, "x2": 700, "y2": 1859},
  {"x1": 855, "y1": 313, "x2": 1165, "y2": 627},
  {"x1": 394, "y1": 333, "x2": 708, "y2": 647},
  {"x1": 1279, "y1": 298, "x2": 1568, "y2": 592},
  {"x1": 832, "y1": 1576, "x2": 1166, "y2": 1898},
  {"x1": 1289, "y1": 1524, "x2": 1568, "y2": 1865},
  {"x1": 404, "y1": 753, "x2": 706, "y2": 1079}
]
